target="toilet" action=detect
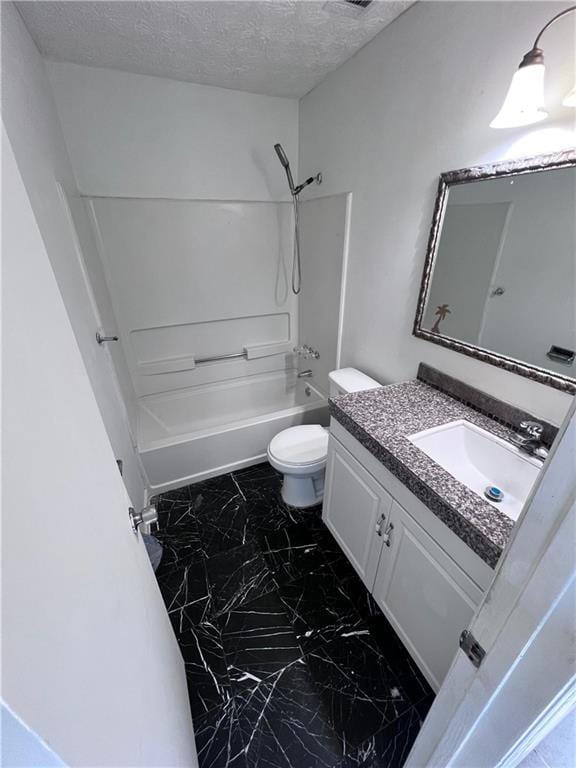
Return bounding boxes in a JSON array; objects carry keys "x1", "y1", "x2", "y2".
[{"x1": 267, "y1": 368, "x2": 381, "y2": 508}]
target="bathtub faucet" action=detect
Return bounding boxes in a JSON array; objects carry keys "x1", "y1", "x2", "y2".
[{"x1": 297, "y1": 369, "x2": 313, "y2": 378}]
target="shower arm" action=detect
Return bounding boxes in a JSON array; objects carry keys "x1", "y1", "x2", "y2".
[{"x1": 293, "y1": 174, "x2": 322, "y2": 196}]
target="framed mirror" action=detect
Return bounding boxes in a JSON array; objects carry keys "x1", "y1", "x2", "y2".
[{"x1": 414, "y1": 150, "x2": 576, "y2": 394}]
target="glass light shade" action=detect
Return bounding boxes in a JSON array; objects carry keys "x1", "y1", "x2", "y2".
[
  {"x1": 562, "y1": 85, "x2": 576, "y2": 107},
  {"x1": 490, "y1": 63, "x2": 548, "y2": 128}
]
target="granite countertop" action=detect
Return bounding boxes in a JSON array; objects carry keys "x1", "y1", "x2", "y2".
[{"x1": 329, "y1": 379, "x2": 522, "y2": 569}]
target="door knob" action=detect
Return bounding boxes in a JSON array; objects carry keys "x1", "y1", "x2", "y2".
[{"x1": 129, "y1": 505, "x2": 158, "y2": 534}]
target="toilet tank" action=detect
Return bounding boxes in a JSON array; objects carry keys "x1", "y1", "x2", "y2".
[{"x1": 328, "y1": 368, "x2": 381, "y2": 397}]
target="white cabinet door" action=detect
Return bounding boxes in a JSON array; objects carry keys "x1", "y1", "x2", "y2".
[
  {"x1": 323, "y1": 437, "x2": 392, "y2": 590},
  {"x1": 3, "y1": 131, "x2": 197, "y2": 767},
  {"x1": 373, "y1": 501, "x2": 483, "y2": 690}
]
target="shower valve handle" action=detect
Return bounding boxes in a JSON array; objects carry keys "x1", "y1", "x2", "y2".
[{"x1": 294, "y1": 344, "x2": 320, "y2": 360}]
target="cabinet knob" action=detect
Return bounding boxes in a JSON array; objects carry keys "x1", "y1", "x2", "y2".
[{"x1": 375, "y1": 513, "x2": 386, "y2": 536}]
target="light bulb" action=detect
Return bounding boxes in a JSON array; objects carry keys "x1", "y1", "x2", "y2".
[{"x1": 562, "y1": 85, "x2": 576, "y2": 107}]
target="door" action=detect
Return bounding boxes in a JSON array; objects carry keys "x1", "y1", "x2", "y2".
[
  {"x1": 372, "y1": 501, "x2": 483, "y2": 691},
  {"x1": 405, "y1": 396, "x2": 576, "y2": 768},
  {"x1": 2, "y1": 129, "x2": 197, "y2": 767},
  {"x1": 323, "y1": 436, "x2": 392, "y2": 590}
]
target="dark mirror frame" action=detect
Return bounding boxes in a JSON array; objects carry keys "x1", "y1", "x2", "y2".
[{"x1": 413, "y1": 149, "x2": 576, "y2": 394}]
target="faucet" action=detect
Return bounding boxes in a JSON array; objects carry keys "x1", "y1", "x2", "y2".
[
  {"x1": 294, "y1": 344, "x2": 320, "y2": 360},
  {"x1": 297, "y1": 369, "x2": 313, "y2": 378},
  {"x1": 510, "y1": 421, "x2": 549, "y2": 461}
]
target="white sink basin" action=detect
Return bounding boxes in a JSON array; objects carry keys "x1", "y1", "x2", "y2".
[{"x1": 408, "y1": 419, "x2": 542, "y2": 522}]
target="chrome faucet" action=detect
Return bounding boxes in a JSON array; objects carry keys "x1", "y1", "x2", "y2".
[
  {"x1": 510, "y1": 421, "x2": 549, "y2": 461},
  {"x1": 294, "y1": 344, "x2": 320, "y2": 360},
  {"x1": 297, "y1": 369, "x2": 313, "y2": 378}
]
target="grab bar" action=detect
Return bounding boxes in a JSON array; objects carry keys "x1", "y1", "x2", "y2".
[
  {"x1": 196, "y1": 342, "x2": 293, "y2": 365},
  {"x1": 195, "y1": 351, "x2": 246, "y2": 365},
  {"x1": 139, "y1": 343, "x2": 294, "y2": 371}
]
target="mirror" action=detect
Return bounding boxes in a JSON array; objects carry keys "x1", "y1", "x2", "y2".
[{"x1": 414, "y1": 150, "x2": 576, "y2": 394}]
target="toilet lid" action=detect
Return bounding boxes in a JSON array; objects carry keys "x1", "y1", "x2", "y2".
[{"x1": 269, "y1": 425, "x2": 329, "y2": 466}]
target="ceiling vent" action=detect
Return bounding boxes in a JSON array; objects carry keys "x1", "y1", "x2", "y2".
[{"x1": 323, "y1": 0, "x2": 374, "y2": 19}]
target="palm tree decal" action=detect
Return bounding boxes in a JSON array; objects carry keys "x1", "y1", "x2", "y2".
[{"x1": 431, "y1": 303, "x2": 451, "y2": 334}]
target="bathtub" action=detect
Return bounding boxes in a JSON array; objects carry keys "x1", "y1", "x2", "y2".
[{"x1": 138, "y1": 370, "x2": 328, "y2": 493}]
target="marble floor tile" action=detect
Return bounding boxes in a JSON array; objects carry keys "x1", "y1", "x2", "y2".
[
  {"x1": 220, "y1": 591, "x2": 302, "y2": 688},
  {"x1": 194, "y1": 698, "x2": 248, "y2": 768},
  {"x1": 156, "y1": 474, "x2": 244, "y2": 534},
  {"x1": 327, "y1": 544, "x2": 367, "y2": 586},
  {"x1": 234, "y1": 463, "x2": 322, "y2": 538},
  {"x1": 154, "y1": 486, "x2": 204, "y2": 531},
  {"x1": 206, "y1": 542, "x2": 278, "y2": 619},
  {"x1": 364, "y1": 614, "x2": 434, "y2": 705},
  {"x1": 279, "y1": 569, "x2": 368, "y2": 654},
  {"x1": 262, "y1": 523, "x2": 334, "y2": 586},
  {"x1": 158, "y1": 560, "x2": 211, "y2": 634},
  {"x1": 305, "y1": 634, "x2": 412, "y2": 752},
  {"x1": 235, "y1": 659, "x2": 344, "y2": 768},
  {"x1": 155, "y1": 530, "x2": 204, "y2": 579},
  {"x1": 154, "y1": 464, "x2": 433, "y2": 768},
  {"x1": 197, "y1": 499, "x2": 255, "y2": 559},
  {"x1": 333, "y1": 703, "x2": 430, "y2": 768},
  {"x1": 179, "y1": 620, "x2": 232, "y2": 721}
]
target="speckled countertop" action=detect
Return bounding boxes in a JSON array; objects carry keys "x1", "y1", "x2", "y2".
[{"x1": 329, "y1": 380, "x2": 521, "y2": 568}]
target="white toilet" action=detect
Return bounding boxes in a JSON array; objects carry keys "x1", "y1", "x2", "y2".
[{"x1": 267, "y1": 368, "x2": 381, "y2": 508}]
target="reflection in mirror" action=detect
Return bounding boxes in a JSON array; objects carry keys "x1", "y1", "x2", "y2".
[{"x1": 414, "y1": 152, "x2": 576, "y2": 393}]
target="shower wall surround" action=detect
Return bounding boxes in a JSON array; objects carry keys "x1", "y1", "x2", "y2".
[
  {"x1": 88, "y1": 197, "x2": 297, "y2": 397},
  {"x1": 298, "y1": 193, "x2": 350, "y2": 393},
  {"x1": 48, "y1": 61, "x2": 348, "y2": 489}
]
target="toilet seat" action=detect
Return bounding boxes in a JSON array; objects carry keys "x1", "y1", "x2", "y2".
[{"x1": 268, "y1": 425, "x2": 328, "y2": 469}]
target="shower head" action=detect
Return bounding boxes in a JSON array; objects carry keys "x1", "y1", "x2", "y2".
[
  {"x1": 274, "y1": 142, "x2": 295, "y2": 194},
  {"x1": 274, "y1": 142, "x2": 322, "y2": 198},
  {"x1": 274, "y1": 143, "x2": 290, "y2": 169}
]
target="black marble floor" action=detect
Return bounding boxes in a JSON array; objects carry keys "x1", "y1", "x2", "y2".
[{"x1": 152, "y1": 463, "x2": 434, "y2": 768}]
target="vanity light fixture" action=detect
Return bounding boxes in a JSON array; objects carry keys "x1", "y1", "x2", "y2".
[
  {"x1": 490, "y1": 5, "x2": 576, "y2": 129},
  {"x1": 563, "y1": 84, "x2": 576, "y2": 107}
]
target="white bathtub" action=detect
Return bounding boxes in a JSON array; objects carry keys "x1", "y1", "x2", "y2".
[{"x1": 138, "y1": 371, "x2": 328, "y2": 493}]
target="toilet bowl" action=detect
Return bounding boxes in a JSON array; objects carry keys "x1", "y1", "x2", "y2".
[
  {"x1": 268, "y1": 424, "x2": 329, "y2": 508},
  {"x1": 267, "y1": 368, "x2": 381, "y2": 508}
]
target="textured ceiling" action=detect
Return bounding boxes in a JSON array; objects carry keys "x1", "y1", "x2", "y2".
[{"x1": 16, "y1": 0, "x2": 413, "y2": 97}]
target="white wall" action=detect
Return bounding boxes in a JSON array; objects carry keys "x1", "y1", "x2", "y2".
[
  {"x1": 299, "y1": 193, "x2": 349, "y2": 394},
  {"x1": 1, "y1": 3, "x2": 145, "y2": 504},
  {"x1": 46, "y1": 61, "x2": 299, "y2": 201},
  {"x1": 3, "y1": 126, "x2": 197, "y2": 767},
  {"x1": 300, "y1": 0, "x2": 576, "y2": 425}
]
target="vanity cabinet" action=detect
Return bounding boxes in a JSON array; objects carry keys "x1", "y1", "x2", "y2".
[
  {"x1": 323, "y1": 437, "x2": 393, "y2": 590},
  {"x1": 372, "y1": 500, "x2": 482, "y2": 688},
  {"x1": 323, "y1": 426, "x2": 491, "y2": 691}
]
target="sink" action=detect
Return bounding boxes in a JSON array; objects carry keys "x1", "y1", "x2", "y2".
[{"x1": 408, "y1": 419, "x2": 542, "y2": 522}]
